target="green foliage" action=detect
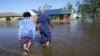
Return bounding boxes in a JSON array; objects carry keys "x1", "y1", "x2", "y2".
[
  {"x1": 6, "y1": 17, "x2": 11, "y2": 21},
  {"x1": 77, "y1": 0, "x2": 100, "y2": 19},
  {"x1": 38, "y1": 7, "x2": 41, "y2": 11},
  {"x1": 77, "y1": 0, "x2": 100, "y2": 23},
  {"x1": 66, "y1": 2, "x2": 73, "y2": 12},
  {"x1": 43, "y1": 4, "x2": 52, "y2": 10},
  {"x1": 38, "y1": 4, "x2": 52, "y2": 10},
  {"x1": 51, "y1": 15, "x2": 57, "y2": 20},
  {"x1": 18, "y1": 18, "x2": 22, "y2": 20}
]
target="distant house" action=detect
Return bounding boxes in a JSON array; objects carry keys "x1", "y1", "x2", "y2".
[
  {"x1": 33, "y1": 8, "x2": 77, "y2": 23},
  {"x1": 0, "y1": 12, "x2": 22, "y2": 21}
]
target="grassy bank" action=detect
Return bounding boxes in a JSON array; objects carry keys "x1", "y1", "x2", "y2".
[{"x1": 0, "y1": 20, "x2": 19, "y2": 23}]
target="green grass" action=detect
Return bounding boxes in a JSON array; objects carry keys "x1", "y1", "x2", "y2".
[{"x1": 0, "y1": 20, "x2": 19, "y2": 23}]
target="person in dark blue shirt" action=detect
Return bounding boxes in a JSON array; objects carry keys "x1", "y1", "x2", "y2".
[{"x1": 37, "y1": 9, "x2": 54, "y2": 47}]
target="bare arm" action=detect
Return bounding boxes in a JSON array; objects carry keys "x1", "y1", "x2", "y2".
[
  {"x1": 49, "y1": 20, "x2": 54, "y2": 30},
  {"x1": 31, "y1": 15, "x2": 38, "y2": 23}
]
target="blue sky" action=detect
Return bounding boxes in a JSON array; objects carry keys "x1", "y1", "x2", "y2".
[{"x1": 0, "y1": 0, "x2": 79, "y2": 13}]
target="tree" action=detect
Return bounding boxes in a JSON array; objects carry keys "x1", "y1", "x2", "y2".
[
  {"x1": 67, "y1": 2, "x2": 73, "y2": 13},
  {"x1": 38, "y1": 6, "x2": 41, "y2": 10},
  {"x1": 84, "y1": 0, "x2": 100, "y2": 18},
  {"x1": 78, "y1": 4, "x2": 89, "y2": 18},
  {"x1": 6, "y1": 17, "x2": 11, "y2": 21},
  {"x1": 43, "y1": 4, "x2": 52, "y2": 10},
  {"x1": 38, "y1": 4, "x2": 52, "y2": 10},
  {"x1": 77, "y1": 0, "x2": 100, "y2": 23},
  {"x1": 62, "y1": 2, "x2": 73, "y2": 14}
]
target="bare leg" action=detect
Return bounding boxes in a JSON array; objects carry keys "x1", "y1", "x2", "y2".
[
  {"x1": 23, "y1": 43, "x2": 27, "y2": 50},
  {"x1": 46, "y1": 41, "x2": 50, "y2": 47},
  {"x1": 23, "y1": 51, "x2": 28, "y2": 56},
  {"x1": 26, "y1": 42, "x2": 32, "y2": 52},
  {"x1": 23, "y1": 43, "x2": 29, "y2": 53}
]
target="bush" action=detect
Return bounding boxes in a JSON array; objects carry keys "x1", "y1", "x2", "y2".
[
  {"x1": 6, "y1": 17, "x2": 11, "y2": 21},
  {"x1": 51, "y1": 15, "x2": 57, "y2": 20},
  {"x1": 18, "y1": 18, "x2": 22, "y2": 20}
]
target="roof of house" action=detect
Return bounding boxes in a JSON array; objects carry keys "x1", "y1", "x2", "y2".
[
  {"x1": 33, "y1": 8, "x2": 71, "y2": 15},
  {"x1": 0, "y1": 12, "x2": 22, "y2": 17}
]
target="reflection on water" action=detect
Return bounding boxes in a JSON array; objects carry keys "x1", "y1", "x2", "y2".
[
  {"x1": 23, "y1": 51, "x2": 28, "y2": 56},
  {"x1": 0, "y1": 22, "x2": 17, "y2": 28},
  {"x1": 0, "y1": 19, "x2": 100, "y2": 56},
  {"x1": 41, "y1": 46, "x2": 52, "y2": 56}
]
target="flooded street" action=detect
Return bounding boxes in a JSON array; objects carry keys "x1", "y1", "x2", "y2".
[{"x1": 0, "y1": 19, "x2": 100, "y2": 56}]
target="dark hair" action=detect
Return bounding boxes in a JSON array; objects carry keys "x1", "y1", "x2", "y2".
[
  {"x1": 23, "y1": 12, "x2": 31, "y2": 17},
  {"x1": 68, "y1": 13, "x2": 71, "y2": 17}
]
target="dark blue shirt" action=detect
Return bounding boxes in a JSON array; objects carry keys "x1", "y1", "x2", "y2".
[{"x1": 37, "y1": 14, "x2": 51, "y2": 32}]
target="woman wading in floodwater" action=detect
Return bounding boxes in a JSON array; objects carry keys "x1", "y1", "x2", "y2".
[{"x1": 18, "y1": 11, "x2": 37, "y2": 56}]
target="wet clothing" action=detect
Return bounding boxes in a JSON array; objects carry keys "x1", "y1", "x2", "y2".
[
  {"x1": 40, "y1": 30, "x2": 51, "y2": 44},
  {"x1": 37, "y1": 14, "x2": 52, "y2": 44},
  {"x1": 18, "y1": 17, "x2": 36, "y2": 42},
  {"x1": 37, "y1": 14, "x2": 51, "y2": 31},
  {"x1": 20, "y1": 37, "x2": 33, "y2": 44}
]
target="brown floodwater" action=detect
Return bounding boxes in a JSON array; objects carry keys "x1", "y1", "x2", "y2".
[{"x1": 0, "y1": 19, "x2": 100, "y2": 56}]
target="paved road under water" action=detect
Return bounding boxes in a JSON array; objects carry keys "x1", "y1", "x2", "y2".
[{"x1": 0, "y1": 19, "x2": 100, "y2": 56}]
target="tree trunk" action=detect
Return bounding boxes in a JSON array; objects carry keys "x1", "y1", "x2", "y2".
[{"x1": 92, "y1": 8, "x2": 96, "y2": 24}]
